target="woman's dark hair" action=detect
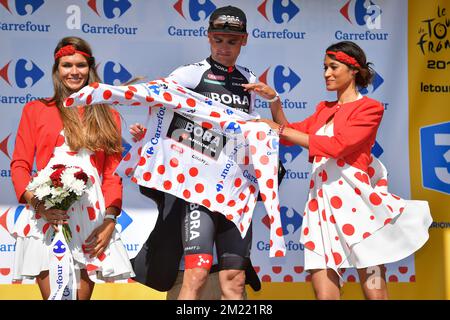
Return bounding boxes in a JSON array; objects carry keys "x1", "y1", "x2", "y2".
[{"x1": 326, "y1": 41, "x2": 374, "y2": 88}]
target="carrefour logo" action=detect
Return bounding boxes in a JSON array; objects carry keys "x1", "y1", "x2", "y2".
[
  {"x1": 173, "y1": 0, "x2": 216, "y2": 21},
  {"x1": 340, "y1": 0, "x2": 382, "y2": 29},
  {"x1": 261, "y1": 206, "x2": 303, "y2": 236},
  {"x1": 117, "y1": 209, "x2": 132, "y2": 232},
  {"x1": 359, "y1": 70, "x2": 384, "y2": 94},
  {"x1": 0, "y1": 59, "x2": 44, "y2": 88},
  {"x1": 66, "y1": 1, "x2": 137, "y2": 35},
  {"x1": 420, "y1": 121, "x2": 450, "y2": 194},
  {"x1": 101, "y1": 61, "x2": 132, "y2": 85},
  {"x1": 257, "y1": 0, "x2": 299, "y2": 23},
  {"x1": 336, "y1": 0, "x2": 388, "y2": 41},
  {"x1": 253, "y1": 0, "x2": 305, "y2": 40},
  {"x1": 255, "y1": 66, "x2": 307, "y2": 110},
  {"x1": 0, "y1": 0, "x2": 44, "y2": 15},
  {"x1": 87, "y1": 0, "x2": 131, "y2": 18},
  {"x1": 169, "y1": 0, "x2": 216, "y2": 37},
  {"x1": 0, "y1": 133, "x2": 12, "y2": 160},
  {"x1": 280, "y1": 145, "x2": 302, "y2": 164},
  {"x1": 259, "y1": 66, "x2": 300, "y2": 94}
]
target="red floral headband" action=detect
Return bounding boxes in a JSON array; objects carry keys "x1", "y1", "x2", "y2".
[
  {"x1": 326, "y1": 50, "x2": 360, "y2": 68},
  {"x1": 54, "y1": 45, "x2": 91, "y2": 60}
]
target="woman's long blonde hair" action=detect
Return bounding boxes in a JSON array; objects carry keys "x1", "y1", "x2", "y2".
[{"x1": 42, "y1": 36, "x2": 122, "y2": 154}]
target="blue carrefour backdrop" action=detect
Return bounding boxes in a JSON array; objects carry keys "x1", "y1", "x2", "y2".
[{"x1": 0, "y1": 0, "x2": 414, "y2": 284}]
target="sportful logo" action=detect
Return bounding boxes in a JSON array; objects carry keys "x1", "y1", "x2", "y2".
[
  {"x1": 87, "y1": 0, "x2": 131, "y2": 19},
  {"x1": 101, "y1": 61, "x2": 132, "y2": 85},
  {"x1": 257, "y1": 0, "x2": 300, "y2": 23},
  {"x1": 259, "y1": 66, "x2": 301, "y2": 94},
  {"x1": 262, "y1": 206, "x2": 302, "y2": 236},
  {"x1": 0, "y1": 59, "x2": 44, "y2": 88},
  {"x1": 420, "y1": 122, "x2": 450, "y2": 194},
  {"x1": 0, "y1": 0, "x2": 44, "y2": 15},
  {"x1": 359, "y1": 70, "x2": 384, "y2": 94},
  {"x1": 173, "y1": 0, "x2": 216, "y2": 21},
  {"x1": 340, "y1": 0, "x2": 382, "y2": 30}
]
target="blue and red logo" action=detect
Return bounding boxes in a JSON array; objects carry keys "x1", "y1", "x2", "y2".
[
  {"x1": 280, "y1": 144, "x2": 303, "y2": 164},
  {"x1": 100, "y1": 61, "x2": 132, "y2": 85},
  {"x1": 0, "y1": 133, "x2": 12, "y2": 160},
  {"x1": 340, "y1": 0, "x2": 382, "y2": 29},
  {"x1": 0, "y1": 59, "x2": 44, "y2": 88},
  {"x1": 0, "y1": 0, "x2": 44, "y2": 15},
  {"x1": 173, "y1": 0, "x2": 216, "y2": 21},
  {"x1": 52, "y1": 239, "x2": 67, "y2": 260},
  {"x1": 259, "y1": 65, "x2": 301, "y2": 94},
  {"x1": 87, "y1": 0, "x2": 131, "y2": 19},
  {"x1": 359, "y1": 70, "x2": 384, "y2": 94},
  {"x1": 262, "y1": 206, "x2": 302, "y2": 235},
  {"x1": 257, "y1": 0, "x2": 300, "y2": 23}
]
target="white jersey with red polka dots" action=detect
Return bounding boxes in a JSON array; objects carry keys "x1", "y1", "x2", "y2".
[
  {"x1": 302, "y1": 123, "x2": 432, "y2": 276},
  {"x1": 11, "y1": 131, "x2": 135, "y2": 281},
  {"x1": 65, "y1": 80, "x2": 287, "y2": 258}
]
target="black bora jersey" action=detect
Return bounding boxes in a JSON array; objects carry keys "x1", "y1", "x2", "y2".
[{"x1": 167, "y1": 56, "x2": 257, "y2": 114}]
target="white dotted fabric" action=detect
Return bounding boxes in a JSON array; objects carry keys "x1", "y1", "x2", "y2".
[{"x1": 65, "y1": 80, "x2": 286, "y2": 258}]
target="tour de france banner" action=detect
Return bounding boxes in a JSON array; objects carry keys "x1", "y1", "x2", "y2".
[
  {"x1": 408, "y1": 0, "x2": 450, "y2": 298},
  {"x1": 0, "y1": 0, "x2": 427, "y2": 296}
]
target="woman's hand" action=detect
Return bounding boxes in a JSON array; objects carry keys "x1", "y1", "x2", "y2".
[
  {"x1": 253, "y1": 118, "x2": 281, "y2": 131},
  {"x1": 242, "y1": 82, "x2": 278, "y2": 101},
  {"x1": 83, "y1": 219, "x2": 116, "y2": 259},
  {"x1": 129, "y1": 123, "x2": 146, "y2": 142},
  {"x1": 38, "y1": 205, "x2": 69, "y2": 232}
]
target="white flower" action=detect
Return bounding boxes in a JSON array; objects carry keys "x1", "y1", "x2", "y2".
[
  {"x1": 71, "y1": 179, "x2": 87, "y2": 196},
  {"x1": 34, "y1": 184, "x2": 51, "y2": 200},
  {"x1": 61, "y1": 168, "x2": 77, "y2": 188}
]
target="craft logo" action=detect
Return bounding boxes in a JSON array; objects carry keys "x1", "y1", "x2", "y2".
[
  {"x1": 255, "y1": 65, "x2": 308, "y2": 110},
  {"x1": 0, "y1": 59, "x2": 45, "y2": 105},
  {"x1": 65, "y1": 1, "x2": 137, "y2": 35},
  {"x1": 0, "y1": 0, "x2": 44, "y2": 15},
  {"x1": 101, "y1": 61, "x2": 132, "y2": 85},
  {"x1": 167, "y1": 113, "x2": 226, "y2": 161},
  {"x1": 169, "y1": 0, "x2": 216, "y2": 37},
  {"x1": 359, "y1": 70, "x2": 384, "y2": 94},
  {"x1": 253, "y1": 0, "x2": 305, "y2": 40},
  {"x1": 336, "y1": 0, "x2": 388, "y2": 41},
  {"x1": 420, "y1": 121, "x2": 450, "y2": 194}
]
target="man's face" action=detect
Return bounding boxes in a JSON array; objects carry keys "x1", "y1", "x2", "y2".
[{"x1": 207, "y1": 33, "x2": 248, "y2": 67}]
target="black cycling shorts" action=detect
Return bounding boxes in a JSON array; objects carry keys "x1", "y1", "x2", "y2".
[{"x1": 181, "y1": 200, "x2": 252, "y2": 271}]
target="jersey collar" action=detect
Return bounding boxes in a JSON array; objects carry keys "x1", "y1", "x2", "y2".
[{"x1": 208, "y1": 56, "x2": 235, "y2": 73}]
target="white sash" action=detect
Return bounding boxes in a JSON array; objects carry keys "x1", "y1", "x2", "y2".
[{"x1": 48, "y1": 230, "x2": 77, "y2": 300}]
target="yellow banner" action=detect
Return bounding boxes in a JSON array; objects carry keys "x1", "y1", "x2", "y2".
[{"x1": 409, "y1": 0, "x2": 450, "y2": 299}]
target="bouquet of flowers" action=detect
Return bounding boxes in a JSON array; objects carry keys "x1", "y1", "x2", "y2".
[{"x1": 26, "y1": 164, "x2": 92, "y2": 242}]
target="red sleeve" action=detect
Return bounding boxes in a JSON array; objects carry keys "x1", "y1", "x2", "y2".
[
  {"x1": 279, "y1": 102, "x2": 324, "y2": 146},
  {"x1": 101, "y1": 109, "x2": 123, "y2": 210},
  {"x1": 309, "y1": 101, "x2": 383, "y2": 159},
  {"x1": 10, "y1": 102, "x2": 36, "y2": 203}
]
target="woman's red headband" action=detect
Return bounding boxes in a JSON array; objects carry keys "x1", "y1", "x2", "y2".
[
  {"x1": 54, "y1": 45, "x2": 91, "y2": 60},
  {"x1": 326, "y1": 50, "x2": 360, "y2": 68}
]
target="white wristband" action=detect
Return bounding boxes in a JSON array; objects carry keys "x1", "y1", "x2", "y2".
[
  {"x1": 266, "y1": 92, "x2": 280, "y2": 103},
  {"x1": 104, "y1": 214, "x2": 118, "y2": 223}
]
